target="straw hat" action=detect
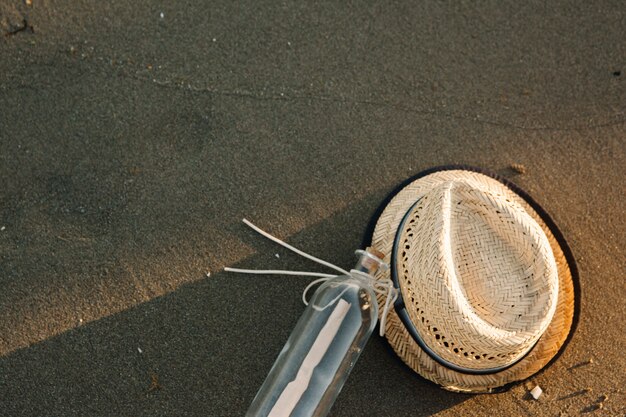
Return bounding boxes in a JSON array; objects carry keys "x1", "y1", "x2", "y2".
[{"x1": 369, "y1": 166, "x2": 578, "y2": 393}]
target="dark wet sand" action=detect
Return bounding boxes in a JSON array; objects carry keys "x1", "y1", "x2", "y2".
[{"x1": 1, "y1": 1, "x2": 624, "y2": 415}]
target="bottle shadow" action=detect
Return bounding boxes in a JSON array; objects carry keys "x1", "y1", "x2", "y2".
[{"x1": 0, "y1": 188, "x2": 469, "y2": 417}]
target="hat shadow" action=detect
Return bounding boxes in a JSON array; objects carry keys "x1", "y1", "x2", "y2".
[{"x1": 0, "y1": 190, "x2": 469, "y2": 417}]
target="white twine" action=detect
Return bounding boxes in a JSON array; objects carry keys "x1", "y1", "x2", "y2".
[{"x1": 224, "y1": 219, "x2": 398, "y2": 337}]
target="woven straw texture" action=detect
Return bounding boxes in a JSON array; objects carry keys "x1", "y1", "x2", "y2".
[{"x1": 372, "y1": 170, "x2": 575, "y2": 392}]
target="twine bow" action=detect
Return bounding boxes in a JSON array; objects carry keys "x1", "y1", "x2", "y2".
[{"x1": 224, "y1": 219, "x2": 398, "y2": 337}]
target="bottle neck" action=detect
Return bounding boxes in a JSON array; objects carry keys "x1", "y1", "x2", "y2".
[
  {"x1": 353, "y1": 248, "x2": 388, "y2": 276},
  {"x1": 351, "y1": 247, "x2": 398, "y2": 338}
]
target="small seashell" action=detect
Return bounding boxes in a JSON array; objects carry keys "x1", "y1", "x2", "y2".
[
  {"x1": 510, "y1": 163, "x2": 527, "y2": 174},
  {"x1": 530, "y1": 385, "x2": 542, "y2": 400}
]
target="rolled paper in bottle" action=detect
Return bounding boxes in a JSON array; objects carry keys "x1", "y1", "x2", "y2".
[{"x1": 269, "y1": 299, "x2": 352, "y2": 417}]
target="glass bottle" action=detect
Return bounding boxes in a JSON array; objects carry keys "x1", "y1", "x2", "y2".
[{"x1": 246, "y1": 248, "x2": 387, "y2": 417}]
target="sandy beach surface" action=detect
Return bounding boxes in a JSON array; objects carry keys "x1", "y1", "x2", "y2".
[{"x1": 1, "y1": 1, "x2": 624, "y2": 416}]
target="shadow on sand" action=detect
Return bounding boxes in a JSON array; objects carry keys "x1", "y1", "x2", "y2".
[{"x1": 0, "y1": 190, "x2": 470, "y2": 417}]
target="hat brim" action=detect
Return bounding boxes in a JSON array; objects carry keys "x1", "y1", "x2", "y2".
[{"x1": 365, "y1": 166, "x2": 579, "y2": 393}]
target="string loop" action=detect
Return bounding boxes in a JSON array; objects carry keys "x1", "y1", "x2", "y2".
[{"x1": 224, "y1": 219, "x2": 398, "y2": 336}]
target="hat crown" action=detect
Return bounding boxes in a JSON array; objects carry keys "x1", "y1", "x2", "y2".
[{"x1": 397, "y1": 178, "x2": 559, "y2": 370}]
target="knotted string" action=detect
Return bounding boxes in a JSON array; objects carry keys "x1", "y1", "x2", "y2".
[{"x1": 224, "y1": 219, "x2": 398, "y2": 337}]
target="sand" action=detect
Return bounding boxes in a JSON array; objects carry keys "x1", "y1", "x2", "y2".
[{"x1": 0, "y1": 1, "x2": 624, "y2": 416}]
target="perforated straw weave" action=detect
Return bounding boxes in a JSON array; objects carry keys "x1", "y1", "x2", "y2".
[{"x1": 371, "y1": 169, "x2": 576, "y2": 392}]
